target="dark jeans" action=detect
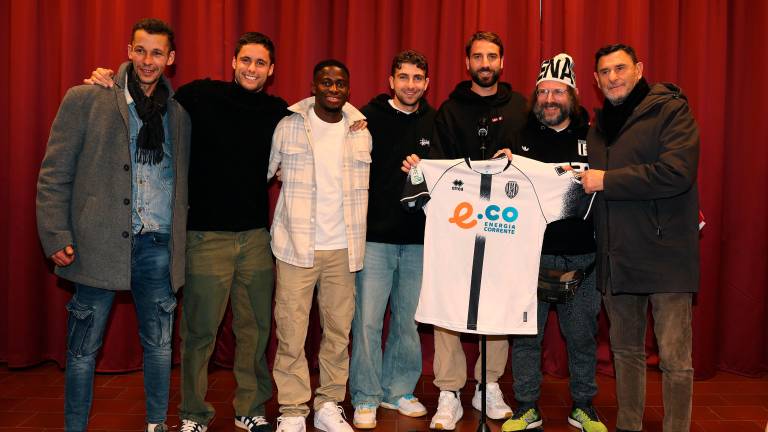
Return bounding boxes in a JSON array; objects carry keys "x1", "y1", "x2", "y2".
[
  {"x1": 64, "y1": 232, "x2": 176, "y2": 431},
  {"x1": 603, "y1": 292, "x2": 693, "y2": 432},
  {"x1": 511, "y1": 253, "x2": 600, "y2": 407}
]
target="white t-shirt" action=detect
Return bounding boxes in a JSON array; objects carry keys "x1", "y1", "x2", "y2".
[
  {"x1": 309, "y1": 108, "x2": 348, "y2": 250},
  {"x1": 402, "y1": 156, "x2": 592, "y2": 335}
]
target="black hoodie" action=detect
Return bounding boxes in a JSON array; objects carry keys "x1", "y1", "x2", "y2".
[
  {"x1": 430, "y1": 81, "x2": 527, "y2": 160},
  {"x1": 515, "y1": 107, "x2": 595, "y2": 255},
  {"x1": 361, "y1": 94, "x2": 436, "y2": 244}
]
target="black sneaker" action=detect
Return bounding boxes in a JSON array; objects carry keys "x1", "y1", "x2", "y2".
[
  {"x1": 146, "y1": 423, "x2": 169, "y2": 432},
  {"x1": 236, "y1": 415, "x2": 272, "y2": 432},
  {"x1": 180, "y1": 419, "x2": 208, "y2": 432}
]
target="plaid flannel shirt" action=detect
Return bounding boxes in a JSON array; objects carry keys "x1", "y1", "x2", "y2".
[{"x1": 267, "y1": 97, "x2": 372, "y2": 271}]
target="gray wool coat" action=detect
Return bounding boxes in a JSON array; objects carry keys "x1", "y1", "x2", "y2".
[{"x1": 36, "y1": 62, "x2": 191, "y2": 291}]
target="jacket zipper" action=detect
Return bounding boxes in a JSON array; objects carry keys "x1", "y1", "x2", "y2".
[
  {"x1": 604, "y1": 144, "x2": 611, "y2": 294},
  {"x1": 652, "y1": 199, "x2": 662, "y2": 239}
]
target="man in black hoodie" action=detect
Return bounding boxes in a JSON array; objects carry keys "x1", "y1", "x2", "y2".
[
  {"x1": 581, "y1": 44, "x2": 699, "y2": 432},
  {"x1": 408, "y1": 31, "x2": 527, "y2": 430},
  {"x1": 502, "y1": 53, "x2": 606, "y2": 432},
  {"x1": 349, "y1": 50, "x2": 435, "y2": 430}
]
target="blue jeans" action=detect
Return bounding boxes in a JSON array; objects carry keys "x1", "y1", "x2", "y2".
[
  {"x1": 350, "y1": 242, "x2": 424, "y2": 407},
  {"x1": 64, "y1": 232, "x2": 176, "y2": 431},
  {"x1": 511, "y1": 253, "x2": 600, "y2": 407}
]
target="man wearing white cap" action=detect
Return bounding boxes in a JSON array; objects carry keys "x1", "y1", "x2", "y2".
[{"x1": 502, "y1": 53, "x2": 607, "y2": 432}]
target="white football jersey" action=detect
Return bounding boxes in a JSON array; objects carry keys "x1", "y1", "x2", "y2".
[{"x1": 402, "y1": 156, "x2": 592, "y2": 335}]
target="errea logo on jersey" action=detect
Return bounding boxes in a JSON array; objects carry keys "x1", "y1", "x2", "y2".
[{"x1": 449, "y1": 201, "x2": 519, "y2": 234}]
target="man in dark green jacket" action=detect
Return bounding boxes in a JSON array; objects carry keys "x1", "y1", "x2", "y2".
[{"x1": 581, "y1": 44, "x2": 699, "y2": 432}]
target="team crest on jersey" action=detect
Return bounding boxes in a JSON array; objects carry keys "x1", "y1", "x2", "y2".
[
  {"x1": 505, "y1": 181, "x2": 519, "y2": 198},
  {"x1": 452, "y1": 179, "x2": 464, "y2": 191},
  {"x1": 419, "y1": 138, "x2": 431, "y2": 147},
  {"x1": 578, "y1": 139, "x2": 587, "y2": 156}
]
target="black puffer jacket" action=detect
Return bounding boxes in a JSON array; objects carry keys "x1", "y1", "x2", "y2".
[{"x1": 588, "y1": 83, "x2": 700, "y2": 294}]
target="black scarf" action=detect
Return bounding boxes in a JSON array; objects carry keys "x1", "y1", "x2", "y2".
[
  {"x1": 127, "y1": 64, "x2": 169, "y2": 165},
  {"x1": 601, "y1": 77, "x2": 650, "y2": 144}
]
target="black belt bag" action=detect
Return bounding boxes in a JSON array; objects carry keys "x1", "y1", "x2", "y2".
[{"x1": 537, "y1": 260, "x2": 595, "y2": 303}]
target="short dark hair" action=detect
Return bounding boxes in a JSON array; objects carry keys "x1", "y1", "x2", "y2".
[
  {"x1": 390, "y1": 49, "x2": 429, "y2": 77},
  {"x1": 234, "y1": 32, "x2": 276, "y2": 64},
  {"x1": 465, "y1": 31, "x2": 504, "y2": 58},
  {"x1": 594, "y1": 44, "x2": 639, "y2": 71},
  {"x1": 131, "y1": 18, "x2": 175, "y2": 52},
  {"x1": 313, "y1": 59, "x2": 350, "y2": 79}
]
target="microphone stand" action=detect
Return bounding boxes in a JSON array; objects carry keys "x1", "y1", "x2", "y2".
[
  {"x1": 477, "y1": 336, "x2": 490, "y2": 432},
  {"x1": 476, "y1": 115, "x2": 491, "y2": 432}
]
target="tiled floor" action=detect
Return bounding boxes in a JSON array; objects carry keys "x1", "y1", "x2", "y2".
[{"x1": 0, "y1": 362, "x2": 766, "y2": 431}]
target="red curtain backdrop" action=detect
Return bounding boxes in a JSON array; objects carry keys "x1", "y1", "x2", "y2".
[{"x1": 1, "y1": 0, "x2": 766, "y2": 380}]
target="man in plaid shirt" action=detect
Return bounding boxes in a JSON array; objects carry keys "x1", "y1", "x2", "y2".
[{"x1": 267, "y1": 59, "x2": 372, "y2": 432}]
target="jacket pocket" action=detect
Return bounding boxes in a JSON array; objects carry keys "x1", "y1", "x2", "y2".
[
  {"x1": 280, "y1": 141, "x2": 312, "y2": 183},
  {"x1": 65, "y1": 299, "x2": 95, "y2": 357},
  {"x1": 352, "y1": 143, "x2": 371, "y2": 190}
]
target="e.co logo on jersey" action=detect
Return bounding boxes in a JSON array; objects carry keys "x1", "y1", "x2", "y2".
[{"x1": 449, "y1": 202, "x2": 519, "y2": 229}]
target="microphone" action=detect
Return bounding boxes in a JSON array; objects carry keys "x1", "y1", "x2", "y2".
[
  {"x1": 478, "y1": 117, "x2": 489, "y2": 159},
  {"x1": 478, "y1": 117, "x2": 489, "y2": 137}
]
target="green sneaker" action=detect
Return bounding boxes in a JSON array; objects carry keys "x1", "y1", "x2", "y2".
[
  {"x1": 567, "y1": 406, "x2": 607, "y2": 432},
  {"x1": 501, "y1": 406, "x2": 542, "y2": 431}
]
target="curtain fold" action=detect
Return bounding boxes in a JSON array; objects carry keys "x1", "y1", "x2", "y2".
[{"x1": 1, "y1": 0, "x2": 764, "y2": 379}]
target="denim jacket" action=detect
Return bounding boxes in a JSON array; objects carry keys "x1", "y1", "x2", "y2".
[{"x1": 126, "y1": 84, "x2": 174, "y2": 235}]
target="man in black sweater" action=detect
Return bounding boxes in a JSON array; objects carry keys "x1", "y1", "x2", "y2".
[
  {"x1": 502, "y1": 53, "x2": 606, "y2": 432},
  {"x1": 86, "y1": 32, "x2": 288, "y2": 432},
  {"x1": 349, "y1": 50, "x2": 435, "y2": 430},
  {"x1": 172, "y1": 32, "x2": 287, "y2": 432}
]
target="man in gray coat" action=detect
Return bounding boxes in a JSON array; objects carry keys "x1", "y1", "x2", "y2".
[
  {"x1": 581, "y1": 44, "x2": 699, "y2": 432},
  {"x1": 36, "y1": 18, "x2": 190, "y2": 432}
]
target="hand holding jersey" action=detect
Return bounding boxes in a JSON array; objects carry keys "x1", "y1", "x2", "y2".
[{"x1": 401, "y1": 148, "x2": 513, "y2": 174}]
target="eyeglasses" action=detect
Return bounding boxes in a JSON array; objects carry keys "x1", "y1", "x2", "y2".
[{"x1": 536, "y1": 88, "x2": 568, "y2": 98}]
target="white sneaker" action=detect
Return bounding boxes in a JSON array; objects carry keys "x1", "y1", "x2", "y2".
[
  {"x1": 276, "y1": 416, "x2": 306, "y2": 432},
  {"x1": 471, "y1": 382, "x2": 512, "y2": 419},
  {"x1": 179, "y1": 419, "x2": 208, "y2": 432},
  {"x1": 380, "y1": 394, "x2": 427, "y2": 417},
  {"x1": 314, "y1": 401, "x2": 353, "y2": 432},
  {"x1": 353, "y1": 403, "x2": 377, "y2": 429},
  {"x1": 430, "y1": 391, "x2": 463, "y2": 430}
]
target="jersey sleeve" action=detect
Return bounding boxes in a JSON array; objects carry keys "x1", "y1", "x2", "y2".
[
  {"x1": 401, "y1": 165, "x2": 431, "y2": 212},
  {"x1": 521, "y1": 158, "x2": 593, "y2": 223}
]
